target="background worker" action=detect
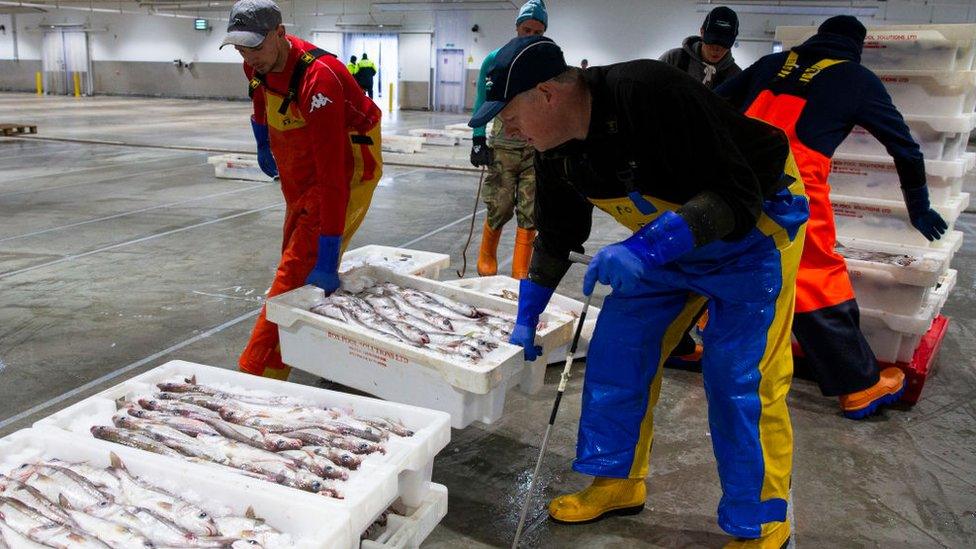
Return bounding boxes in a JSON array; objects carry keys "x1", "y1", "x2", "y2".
[
  {"x1": 355, "y1": 53, "x2": 377, "y2": 98},
  {"x1": 716, "y1": 15, "x2": 948, "y2": 419},
  {"x1": 660, "y1": 6, "x2": 741, "y2": 89},
  {"x1": 346, "y1": 54, "x2": 358, "y2": 75},
  {"x1": 468, "y1": 0, "x2": 547, "y2": 279},
  {"x1": 223, "y1": 0, "x2": 383, "y2": 381},
  {"x1": 473, "y1": 36, "x2": 808, "y2": 548}
]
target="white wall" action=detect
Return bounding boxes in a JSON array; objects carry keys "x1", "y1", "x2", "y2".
[{"x1": 3, "y1": 1, "x2": 975, "y2": 88}]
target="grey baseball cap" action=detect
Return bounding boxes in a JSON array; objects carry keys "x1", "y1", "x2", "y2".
[{"x1": 220, "y1": 0, "x2": 282, "y2": 49}]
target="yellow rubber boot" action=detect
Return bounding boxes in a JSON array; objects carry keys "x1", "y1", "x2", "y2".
[
  {"x1": 724, "y1": 521, "x2": 791, "y2": 549},
  {"x1": 477, "y1": 222, "x2": 502, "y2": 277},
  {"x1": 548, "y1": 477, "x2": 646, "y2": 524},
  {"x1": 511, "y1": 227, "x2": 535, "y2": 280}
]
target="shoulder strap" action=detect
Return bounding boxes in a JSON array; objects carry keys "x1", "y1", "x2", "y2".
[{"x1": 278, "y1": 47, "x2": 333, "y2": 115}]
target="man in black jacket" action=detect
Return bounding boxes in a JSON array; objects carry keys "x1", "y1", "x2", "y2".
[
  {"x1": 470, "y1": 36, "x2": 808, "y2": 547},
  {"x1": 660, "y1": 6, "x2": 741, "y2": 89}
]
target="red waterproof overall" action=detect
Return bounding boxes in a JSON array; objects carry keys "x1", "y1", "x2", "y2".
[
  {"x1": 239, "y1": 36, "x2": 383, "y2": 380},
  {"x1": 744, "y1": 52, "x2": 879, "y2": 396}
]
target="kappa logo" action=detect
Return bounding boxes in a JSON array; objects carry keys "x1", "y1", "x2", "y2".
[{"x1": 309, "y1": 92, "x2": 333, "y2": 112}]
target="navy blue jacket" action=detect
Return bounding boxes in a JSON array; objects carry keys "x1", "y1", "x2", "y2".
[{"x1": 715, "y1": 33, "x2": 926, "y2": 190}]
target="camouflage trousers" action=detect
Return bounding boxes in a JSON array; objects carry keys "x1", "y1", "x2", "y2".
[{"x1": 483, "y1": 145, "x2": 536, "y2": 231}]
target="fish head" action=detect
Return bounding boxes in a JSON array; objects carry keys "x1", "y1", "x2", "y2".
[
  {"x1": 272, "y1": 437, "x2": 303, "y2": 451},
  {"x1": 137, "y1": 398, "x2": 160, "y2": 410}
]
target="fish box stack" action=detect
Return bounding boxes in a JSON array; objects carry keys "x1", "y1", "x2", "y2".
[
  {"x1": 266, "y1": 267, "x2": 575, "y2": 428},
  {"x1": 31, "y1": 360, "x2": 451, "y2": 547},
  {"x1": 776, "y1": 23, "x2": 976, "y2": 402},
  {"x1": 406, "y1": 129, "x2": 461, "y2": 147},
  {"x1": 340, "y1": 245, "x2": 451, "y2": 279}
]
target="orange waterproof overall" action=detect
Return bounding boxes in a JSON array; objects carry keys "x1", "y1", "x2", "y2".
[
  {"x1": 745, "y1": 52, "x2": 879, "y2": 396},
  {"x1": 239, "y1": 36, "x2": 383, "y2": 380}
]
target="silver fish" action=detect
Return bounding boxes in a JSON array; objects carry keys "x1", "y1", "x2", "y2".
[
  {"x1": 108, "y1": 454, "x2": 219, "y2": 537},
  {"x1": 90, "y1": 426, "x2": 184, "y2": 459},
  {"x1": 58, "y1": 495, "x2": 154, "y2": 549},
  {"x1": 355, "y1": 416, "x2": 415, "y2": 438},
  {"x1": 279, "y1": 450, "x2": 348, "y2": 481},
  {"x1": 283, "y1": 430, "x2": 385, "y2": 455},
  {"x1": 0, "y1": 497, "x2": 110, "y2": 549}
]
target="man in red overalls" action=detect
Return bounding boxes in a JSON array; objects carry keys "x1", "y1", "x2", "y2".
[
  {"x1": 221, "y1": 0, "x2": 383, "y2": 380},
  {"x1": 717, "y1": 16, "x2": 948, "y2": 419}
]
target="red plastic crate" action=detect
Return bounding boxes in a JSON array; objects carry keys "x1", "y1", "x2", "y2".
[{"x1": 878, "y1": 315, "x2": 950, "y2": 405}]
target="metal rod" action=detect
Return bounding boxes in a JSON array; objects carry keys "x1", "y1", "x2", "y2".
[{"x1": 512, "y1": 287, "x2": 593, "y2": 548}]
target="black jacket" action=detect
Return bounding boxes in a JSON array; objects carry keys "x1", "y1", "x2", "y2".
[
  {"x1": 715, "y1": 32, "x2": 925, "y2": 189},
  {"x1": 530, "y1": 60, "x2": 790, "y2": 288}
]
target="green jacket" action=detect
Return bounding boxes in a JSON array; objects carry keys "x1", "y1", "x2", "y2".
[{"x1": 472, "y1": 48, "x2": 528, "y2": 150}]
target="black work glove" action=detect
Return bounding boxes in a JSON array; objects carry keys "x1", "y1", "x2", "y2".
[
  {"x1": 903, "y1": 185, "x2": 948, "y2": 241},
  {"x1": 470, "y1": 135, "x2": 494, "y2": 167}
]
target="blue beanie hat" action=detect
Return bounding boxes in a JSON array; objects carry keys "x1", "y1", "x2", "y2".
[{"x1": 516, "y1": 0, "x2": 548, "y2": 29}]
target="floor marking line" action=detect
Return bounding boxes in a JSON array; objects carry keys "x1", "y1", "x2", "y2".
[
  {"x1": 0, "y1": 206, "x2": 491, "y2": 429},
  {"x1": 0, "y1": 183, "x2": 271, "y2": 243},
  {"x1": 0, "y1": 162, "x2": 195, "y2": 199},
  {"x1": 0, "y1": 202, "x2": 284, "y2": 280},
  {"x1": 0, "y1": 309, "x2": 262, "y2": 431}
]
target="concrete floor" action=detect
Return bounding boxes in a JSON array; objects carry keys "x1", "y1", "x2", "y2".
[{"x1": 0, "y1": 93, "x2": 974, "y2": 548}]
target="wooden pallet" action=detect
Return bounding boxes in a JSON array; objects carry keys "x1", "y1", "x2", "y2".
[{"x1": 0, "y1": 124, "x2": 38, "y2": 136}]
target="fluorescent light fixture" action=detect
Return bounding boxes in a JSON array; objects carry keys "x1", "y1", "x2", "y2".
[
  {"x1": 374, "y1": 1, "x2": 514, "y2": 12},
  {"x1": 696, "y1": 2, "x2": 879, "y2": 17},
  {"x1": 194, "y1": 18, "x2": 210, "y2": 30}
]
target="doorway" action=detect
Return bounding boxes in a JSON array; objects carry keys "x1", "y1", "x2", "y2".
[
  {"x1": 342, "y1": 33, "x2": 399, "y2": 112},
  {"x1": 435, "y1": 48, "x2": 464, "y2": 113},
  {"x1": 41, "y1": 26, "x2": 91, "y2": 96}
]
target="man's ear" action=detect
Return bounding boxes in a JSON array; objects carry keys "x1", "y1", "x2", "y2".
[
  {"x1": 537, "y1": 81, "x2": 556, "y2": 103},
  {"x1": 276, "y1": 24, "x2": 286, "y2": 38}
]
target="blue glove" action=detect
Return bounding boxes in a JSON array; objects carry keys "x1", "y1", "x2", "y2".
[
  {"x1": 251, "y1": 117, "x2": 278, "y2": 178},
  {"x1": 583, "y1": 210, "x2": 694, "y2": 296},
  {"x1": 903, "y1": 185, "x2": 948, "y2": 241},
  {"x1": 306, "y1": 235, "x2": 342, "y2": 294},
  {"x1": 509, "y1": 279, "x2": 555, "y2": 361}
]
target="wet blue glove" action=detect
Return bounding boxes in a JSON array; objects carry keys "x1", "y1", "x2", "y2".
[
  {"x1": 583, "y1": 210, "x2": 694, "y2": 296},
  {"x1": 509, "y1": 279, "x2": 555, "y2": 361},
  {"x1": 903, "y1": 185, "x2": 948, "y2": 241},
  {"x1": 251, "y1": 117, "x2": 278, "y2": 178},
  {"x1": 306, "y1": 235, "x2": 341, "y2": 294}
]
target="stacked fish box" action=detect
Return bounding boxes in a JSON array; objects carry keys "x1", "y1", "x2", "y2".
[
  {"x1": 31, "y1": 360, "x2": 451, "y2": 548},
  {"x1": 207, "y1": 153, "x2": 275, "y2": 182},
  {"x1": 776, "y1": 23, "x2": 976, "y2": 401},
  {"x1": 340, "y1": 245, "x2": 451, "y2": 279},
  {"x1": 266, "y1": 267, "x2": 575, "y2": 428},
  {"x1": 443, "y1": 275, "x2": 601, "y2": 363}
]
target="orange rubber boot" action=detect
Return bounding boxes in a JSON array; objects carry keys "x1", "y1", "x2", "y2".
[
  {"x1": 512, "y1": 227, "x2": 536, "y2": 280},
  {"x1": 839, "y1": 366, "x2": 906, "y2": 419},
  {"x1": 477, "y1": 222, "x2": 502, "y2": 277},
  {"x1": 724, "y1": 521, "x2": 791, "y2": 549}
]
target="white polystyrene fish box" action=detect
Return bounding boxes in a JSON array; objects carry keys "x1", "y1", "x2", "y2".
[
  {"x1": 361, "y1": 483, "x2": 448, "y2": 549},
  {"x1": 442, "y1": 274, "x2": 599, "y2": 371},
  {"x1": 406, "y1": 129, "x2": 460, "y2": 147},
  {"x1": 0, "y1": 428, "x2": 354, "y2": 549},
  {"x1": 266, "y1": 267, "x2": 575, "y2": 429},
  {"x1": 875, "y1": 70, "x2": 976, "y2": 117},
  {"x1": 33, "y1": 360, "x2": 450, "y2": 537},
  {"x1": 840, "y1": 231, "x2": 962, "y2": 316},
  {"x1": 207, "y1": 153, "x2": 274, "y2": 182},
  {"x1": 831, "y1": 191, "x2": 969, "y2": 247},
  {"x1": 340, "y1": 245, "x2": 450, "y2": 279},
  {"x1": 829, "y1": 152, "x2": 973, "y2": 206},
  {"x1": 859, "y1": 269, "x2": 956, "y2": 364},
  {"x1": 835, "y1": 113, "x2": 976, "y2": 161},
  {"x1": 382, "y1": 134, "x2": 425, "y2": 154},
  {"x1": 775, "y1": 24, "x2": 976, "y2": 71}
]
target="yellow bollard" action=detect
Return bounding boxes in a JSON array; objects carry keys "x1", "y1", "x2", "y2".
[
  {"x1": 35, "y1": 72, "x2": 42, "y2": 95},
  {"x1": 388, "y1": 82, "x2": 393, "y2": 112},
  {"x1": 73, "y1": 72, "x2": 81, "y2": 97}
]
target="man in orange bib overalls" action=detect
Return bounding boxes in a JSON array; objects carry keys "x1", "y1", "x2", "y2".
[
  {"x1": 221, "y1": 0, "x2": 383, "y2": 380},
  {"x1": 717, "y1": 16, "x2": 947, "y2": 418}
]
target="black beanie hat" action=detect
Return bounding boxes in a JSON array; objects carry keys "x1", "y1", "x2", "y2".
[{"x1": 818, "y1": 15, "x2": 867, "y2": 44}]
